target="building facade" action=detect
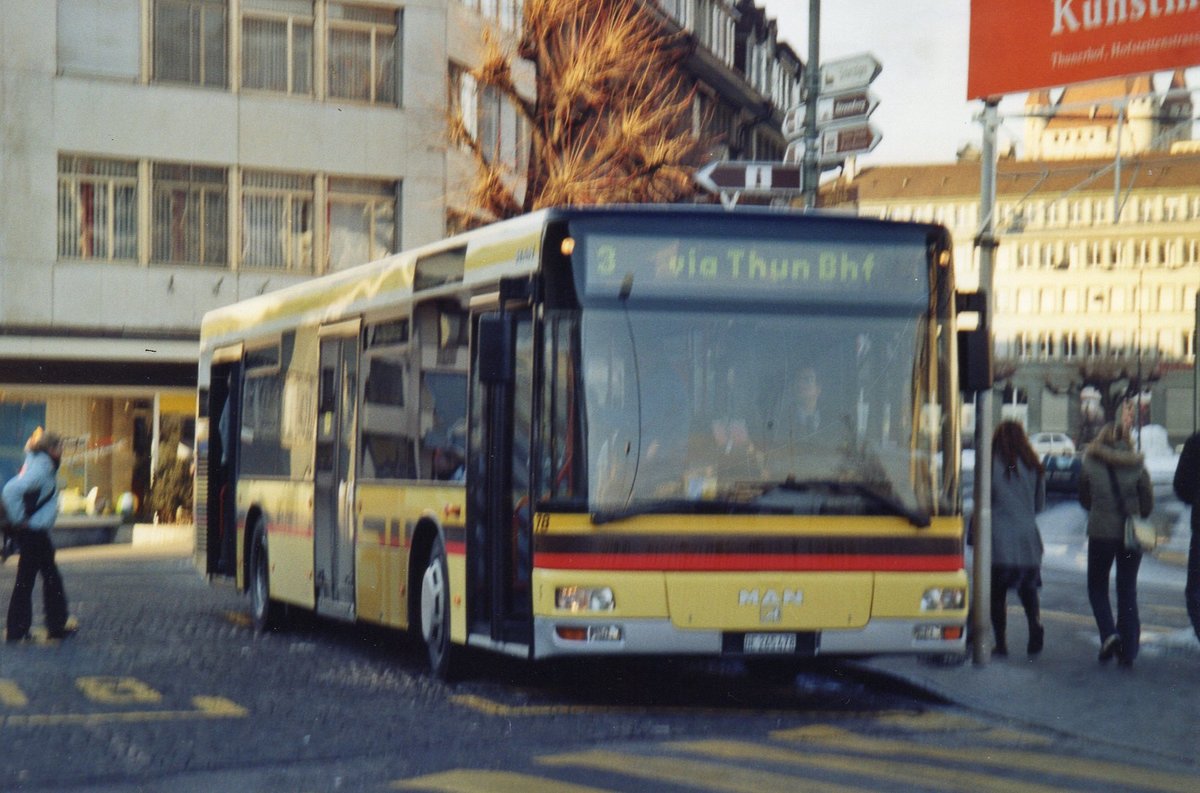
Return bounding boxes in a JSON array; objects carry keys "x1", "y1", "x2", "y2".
[
  {"x1": 826, "y1": 73, "x2": 1199, "y2": 447},
  {"x1": 0, "y1": 0, "x2": 800, "y2": 516}
]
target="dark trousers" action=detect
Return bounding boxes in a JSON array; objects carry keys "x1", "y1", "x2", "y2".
[
  {"x1": 6, "y1": 530, "x2": 68, "y2": 640},
  {"x1": 1186, "y1": 523, "x2": 1200, "y2": 642},
  {"x1": 1087, "y1": 538, "x2": 1141, "y2": 662},
  {"x1": 990, "y1": 566, "x2": 1040, "y2": 649}
]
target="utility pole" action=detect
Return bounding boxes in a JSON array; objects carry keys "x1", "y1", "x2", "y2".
[
  {"x1": 802, "y1": 0, "x2": 820, "y2": 209},
  {"x1": 972, "y1": 97, "x2": 1000, "y2": 665}
]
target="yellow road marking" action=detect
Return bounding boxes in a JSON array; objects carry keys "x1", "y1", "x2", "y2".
[
  {"x1": 538, "y1": 749, "x2": 865, "y2": 793},
  {"x1": 0, "y1": 680, "x2": 29, "y2": 708},
  {"x1": 391, "y1": 769, "x2": 615, "y2": 792},
  {"x1": 225, "y1": 610, "x2": 253, "y2": 628},
  {"x1": 0, "y1": 696, "x2": 247, "y2": 728},
  {"x1": 672, "y1": 739, "x2": 1065, "y2": 793},
  {"x1": 774, "y1": 725, "x2": 1200, "y2": 792},
  {"x1": 873, "y1": 711, "x2": 1051, "y2": 746},
  {"x1": 450, "y1": 692, "x2": 904, "y2": 720},
  {"x1": 77, "y1": 676, "x2": 163, "y2": 705}
]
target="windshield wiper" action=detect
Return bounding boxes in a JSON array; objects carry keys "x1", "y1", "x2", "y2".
[
  {"x1": 764, "y1": 478, "x2": 932, "y2": 528},
  {"x1": 590, "y1": 498, "x2": 791, "y2": 525}
]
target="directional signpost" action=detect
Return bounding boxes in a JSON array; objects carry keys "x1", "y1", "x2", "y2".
[
  {"x1": 694, "y1": 161, "x2": 803, "y2": 207},
  {"x1": 815, "y1": 88, "x2": 878, "y2": 126},
  {"x1": 818, "y1": 122, "x2": 882, "y2": 164},
  {"x1": 819, "y1": 53, "x2": 881, "y2": 95},
  {"x1": 789, "y1": 51, "x2": 883, "y2": 206}
]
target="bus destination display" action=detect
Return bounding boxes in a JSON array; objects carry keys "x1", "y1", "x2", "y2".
[{"x1": 580, "y1": 233, "x2": 929, "y2": 305}]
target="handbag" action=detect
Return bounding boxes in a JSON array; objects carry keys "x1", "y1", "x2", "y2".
[{"x1": 1105, "y1": 464, "x2": 1155, "y2": 553}]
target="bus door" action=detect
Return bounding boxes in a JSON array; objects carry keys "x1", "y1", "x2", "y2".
[
  {"x1": 468, "y1": 309, "x2": 534, "y2": 648},
  {"x1": 314, "y1": 322, "x2": 360, "y2": 619},
  {"x1": 206, "y1": 353, "x2": 241, "y2": 578}
]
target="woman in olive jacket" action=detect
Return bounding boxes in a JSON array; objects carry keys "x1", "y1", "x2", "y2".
[{"x1": 1078, "y1": 422, "x2": 1153, "y2": 667}]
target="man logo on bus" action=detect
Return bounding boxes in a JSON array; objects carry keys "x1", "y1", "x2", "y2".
[{"x1": 740, "y1": 589, "x2": 803, "y2": 623}]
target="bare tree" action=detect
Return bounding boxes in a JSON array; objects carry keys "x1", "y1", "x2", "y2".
[
  {"x1": 1043, "y1": 356, "x2": 1165, "y2": 444},
  {"x1": 450, "y1": 0, "x2": 707, "y2": 225}
]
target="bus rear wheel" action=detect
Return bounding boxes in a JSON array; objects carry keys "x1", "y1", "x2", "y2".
[
  {"x1": 250, "y1": 523, "x2": 286, "y2": 633},
  {"x1": 419, "y1": 536, "x2": 458, "y2": 679}
]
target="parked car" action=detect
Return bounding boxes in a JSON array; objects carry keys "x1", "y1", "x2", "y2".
[{"x1": 1029, "y1": 431, "x2": 1076, "y2": 458}]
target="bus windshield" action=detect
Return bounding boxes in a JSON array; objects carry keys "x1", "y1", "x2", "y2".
[{"x1": 568, "y1": 305, "x2": 950, "y2": 523}]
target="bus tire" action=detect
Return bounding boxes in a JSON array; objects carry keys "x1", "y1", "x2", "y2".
[
  {"x1": 419, "y1": 534, "x2": 458, "y2": 679},
  {"x1": 250, "y1": 522, "x2": 286, "y2": 633}
]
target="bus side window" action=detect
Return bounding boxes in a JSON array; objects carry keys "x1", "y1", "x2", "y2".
[{"x1": 361, "y1": 319, "x2": 417, "y2": 480}]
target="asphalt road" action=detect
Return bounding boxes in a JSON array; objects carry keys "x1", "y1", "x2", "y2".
[{"x1": 1, "y1": 534, "x2": 1196, "y2": 792}]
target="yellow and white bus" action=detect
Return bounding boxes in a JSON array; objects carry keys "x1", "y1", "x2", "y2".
[{"x1": 195, "y1": 205, "x2": 987, "y2": 677}]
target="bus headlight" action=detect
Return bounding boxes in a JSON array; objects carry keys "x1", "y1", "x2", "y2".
[
  {"x1": 920, "y1": 587, "x2": 966, "y2": 611},
  {"x1": 555, "y1": 586, "x2": 615, "y2": 612}
]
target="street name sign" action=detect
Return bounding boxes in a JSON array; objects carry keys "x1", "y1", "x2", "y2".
[
  {"x1": 819, "y1": 53, "x2": 882, "y2": 95},
  {"x1": 695, "y1": 161, "x2": 803, "y2": 195},
  {"x1": 817, "y1": 123, "x2": 882, "y2": 164}
]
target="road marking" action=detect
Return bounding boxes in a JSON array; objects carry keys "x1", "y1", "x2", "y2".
[
  {"x1": 873, "y1": 711, "x2": 1052, "y2": 746},
  {"x1": 0, "y1": 696, "x2": 247, "y2": 728},
  {"x1": 538, "y1": 749, "x2": 865, "y2": 793},
  {"x1": 671, "y1": 739, "x2": 1066, "y2": 793},
  {"x1": 77, "y1": 676, "x2": 163, "y2": 705},
  {"x1": 225, "y1": 610, "x2": 253, "y2": 628},
  {"x1": 450, "y1": 692, "x2": 901, "y2": 720},
  {"x1": 391, "y1": 769, "x2": 615, "y2": 792},
  {"x1": 773, "y1": 725, "x2": 1200, "y2": 792},
  {"x1": 0, "y1": 680, "x2": 28, "y2": 708}
]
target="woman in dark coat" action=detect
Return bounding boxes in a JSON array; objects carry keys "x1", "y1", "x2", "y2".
[
  {"x1": 1078, "y1": 421, "x2": 1153, "y2": 668},
  {"x1": 990, "y1": 421, "x2": 1046, "y2": 656}
]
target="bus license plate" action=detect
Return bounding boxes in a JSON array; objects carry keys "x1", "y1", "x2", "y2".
[{"x1": 744, "y1": 633, "x2": 796, "y2": 654}]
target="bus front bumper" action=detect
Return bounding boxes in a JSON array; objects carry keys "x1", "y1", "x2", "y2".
[{"x1": 532, "y1": 616, "x2": 967, "y2": 659}]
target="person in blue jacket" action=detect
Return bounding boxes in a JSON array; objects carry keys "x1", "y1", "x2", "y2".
[{"x1": 3, "y1": 428, "x2": 72, "y2": 642}]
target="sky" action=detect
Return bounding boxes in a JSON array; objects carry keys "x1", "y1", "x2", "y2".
[{"x1": 757, "y1": 0, "x2": 1195, "y2": 166}]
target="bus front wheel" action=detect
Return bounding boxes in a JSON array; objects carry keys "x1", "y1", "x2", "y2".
[
  {"x1": 419, "y1": 536, "x2": 458, "y2": 679},
  {"x1": 250, "y1": 523, "x2": 286, "y2": 633}
]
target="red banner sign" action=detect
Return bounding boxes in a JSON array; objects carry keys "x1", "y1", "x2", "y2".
[{"x1": 969, "y1": 0, "x2": 1200, "y2": 98}]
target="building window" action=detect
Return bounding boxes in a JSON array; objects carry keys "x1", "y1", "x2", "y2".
[
  {"x1": 327, "y1": 3, "x2": 399, "y2": 104},
  {"x1": 154, "y1": 0, "x2": 228, "y2": 87},
  {"x1": 327, "y1": 177, "x2": 396, "y2": 271},
  {"x1": 57, "y1": 155, "x2": 139, "y2": 262},
  {"x1": 242, "y1": 0, "x2": 313, "y2": 95},
  {"x1": 451, "y1": 65, "x2": 528, "y2": 175},
  {"x1": 58, "y1": 0, "x2": 141, "y2": 79},
  {"x1": 152, "y1": 164, "x2": 228, "y2": 265},
  {"x1": 241, "y1": 171, "x2": 314, "y2": 271}
]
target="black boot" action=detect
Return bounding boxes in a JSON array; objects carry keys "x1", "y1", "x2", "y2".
[
  {"x1": 1027, "y1": 622, "x2": 1044, "y2": 655},
  {"x1": 993, "y1": 631, "x2": 1008, "y2": 656}
]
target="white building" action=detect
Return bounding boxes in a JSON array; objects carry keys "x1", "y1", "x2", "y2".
[
  {"x1": 826, "y1": 72, "x2": 1199, "y2": 445},
  {"x1": 0, "y1": 0, "x2": 801, "y2": 515}
]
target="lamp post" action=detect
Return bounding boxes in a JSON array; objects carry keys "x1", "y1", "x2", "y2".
[{"x1": 972, "y1": 98, "x2": 1001, "y2": 665}]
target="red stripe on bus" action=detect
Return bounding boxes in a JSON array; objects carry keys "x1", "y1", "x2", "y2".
[{"x1": 533, "y1": 552, "x2": 963, "y2": 572}]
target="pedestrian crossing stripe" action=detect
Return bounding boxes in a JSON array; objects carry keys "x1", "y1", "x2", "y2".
[
  {"x1": 393, "y1": 718, "x2": 1200, "y2": 792},
  {"x1": 773, "y1": 724, "x2": 1199, "y2": 793},
  {"x1": 390, "y1": 769, "x2": 613, "y2": 793}
]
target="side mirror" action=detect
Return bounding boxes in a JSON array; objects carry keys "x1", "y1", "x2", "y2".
[{"x1": 956, "y1": 292, "x2": 993, "y2": 394}]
